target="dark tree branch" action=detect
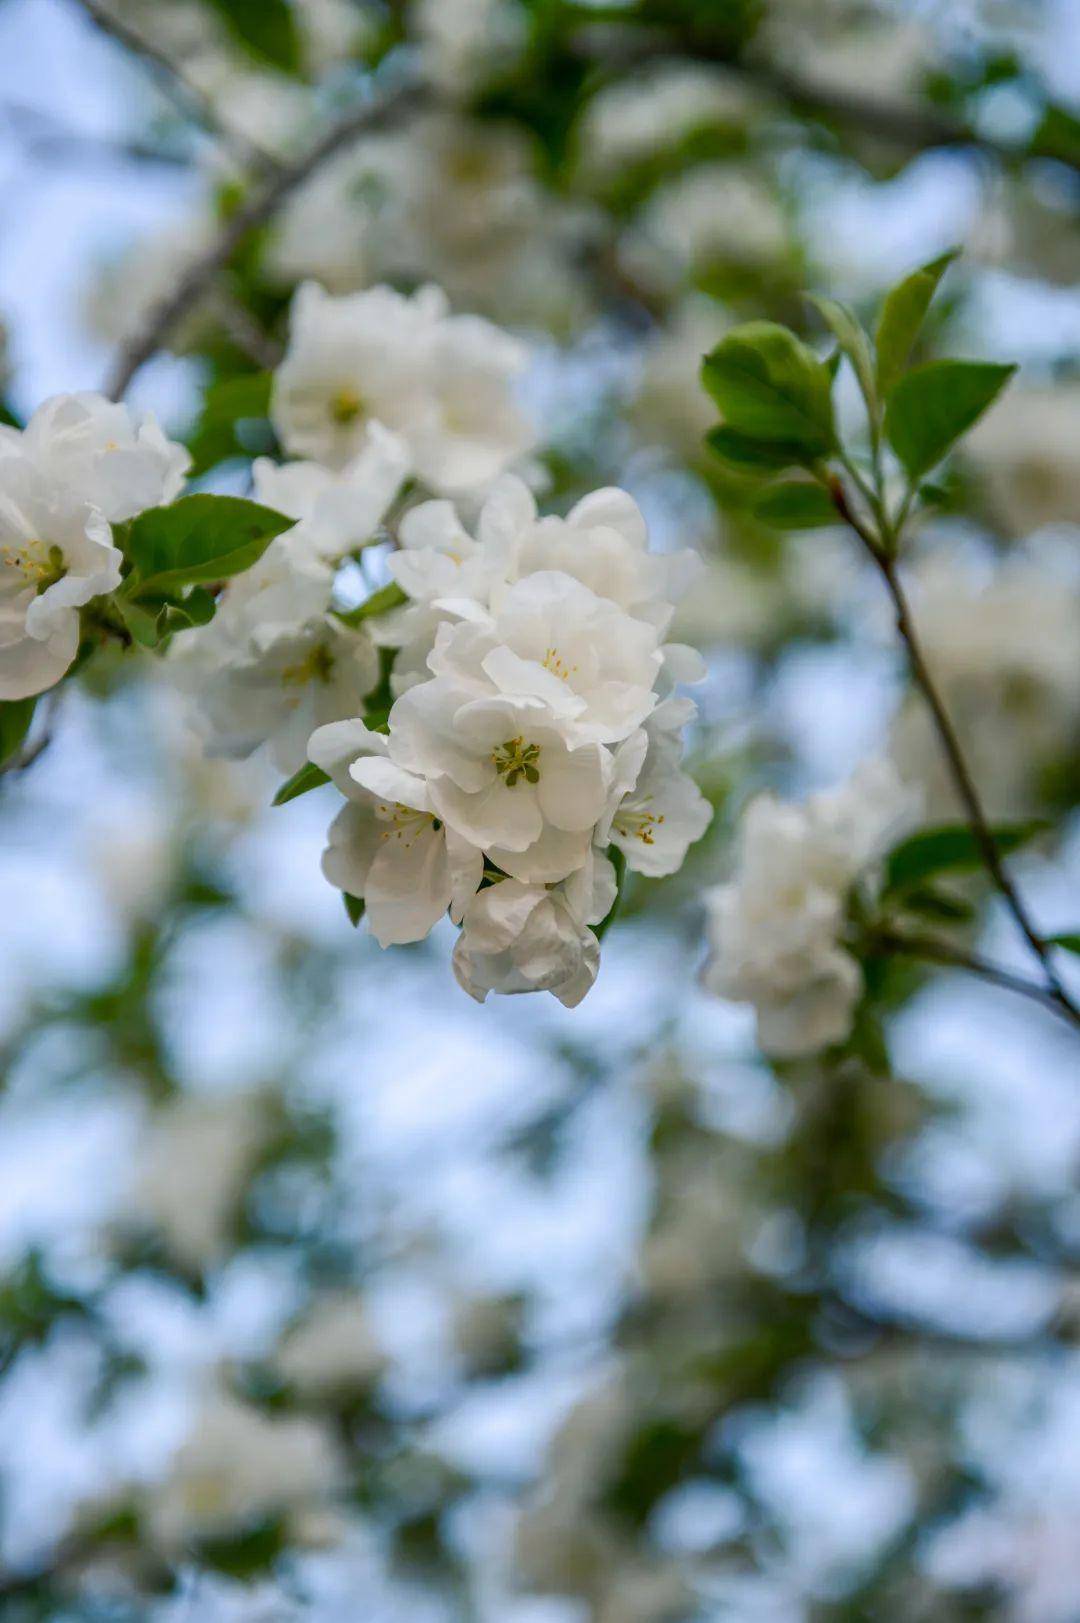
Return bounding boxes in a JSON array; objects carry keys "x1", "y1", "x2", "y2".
[
  {"x1": 74, "y1": 0, "x2": 281, "y2": 177},
  {"x1": 871, "y1": 926, "x2": 1077, "y2": 1025},
  {"x1": 104, "y1": 78, "x2": 427, "y2": 401}
]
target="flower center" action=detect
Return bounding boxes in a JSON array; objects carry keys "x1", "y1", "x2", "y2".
[
  {"x1": 375, "y1": 802, "x2": 438, "y2": 849},
  {"x1": 281, "y1": 642, "x2": 335, "y2": 686},
  {"x1": 330, "y1": 387, "x2": 366, "y2": 426},
  {"x1": 542, "y1": 646, "x2": 577, "y2": 682},
  {"x1": 492, "y1": 736, "x2": 541, "y2": 787},
  {"x1": 2, "y1": 540, "x2": 66, "y2": 594},
  {"x1": 615, "y1": 803, "x2": 665, "y2": 847}
]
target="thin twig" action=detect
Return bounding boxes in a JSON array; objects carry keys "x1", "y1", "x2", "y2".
[
  {"x1": 827, "y1": 477, "x2": 1080, "y2": 1027},
  {"x1": 104, "y1": 78, "x2": 425, "y2": 401},
  {"x1": 209, "y1": 286, "x2": 285, "y2": 371},
  {"x1": 74, "y1": 0, "x2": 280, "y2": 177},
  {"x1": 871, "y1": 551, "x2": 1080, "y2": 1025},
  {"x1": 871, "y1": 926, "x2": 1076, "y2": 1025}
]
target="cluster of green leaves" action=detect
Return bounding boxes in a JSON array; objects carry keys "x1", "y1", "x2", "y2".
[
  {"x1": 110, "y1": 493, "x2": 292, "y2": 650},
  {"x1": 702, "y1": 250, "x2": 1016, "y2": 535}
]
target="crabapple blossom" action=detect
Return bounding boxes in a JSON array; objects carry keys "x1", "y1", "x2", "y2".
[
  {"x1": 308, "y1": 716, "x2": 483, "y2": 946},
  {"x1": 452, "y1": 851, "x2": 617, "y2": 1007},
  {"x1": 251, "y1": 421, "x2": 408, "y2": 563},
  {"x1": 271, "y1": 281, "x2": 533, "y2": 496},
  {"x1": 301, "y1": 463, "x2": 707, "y2": 995},
  {"x1": 172, "y1": 537, "x2": 379, "y2": 772},
  {"x1": 0, "y1": 393, "x2": 188, "y2": 699},
  {"x1": 702, "y1": 760, "x2": 916, "y2": 1057}
]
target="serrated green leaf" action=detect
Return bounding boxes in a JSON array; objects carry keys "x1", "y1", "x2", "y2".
[
  {"x1": 343, "y1": 892, "x2": 366, "y2": 928},
  {"x1": 272, "y1": 761, "x2": 330, "y2": 807},
  {"x1": 808, "y1": 294, "x2": 877, "y2": 416},
  {"x1": 1048, "y1": 932, "x2": 1080, "y2": 956},
  {"x1": 751, "y1": 481, "x2": 837, "y2": 530},
  {"x1": 334, "y1": 581, "x2": 408, "y2": 626},
  {"x1": 0, "y1": 696, "x2": 36, "y2": 766},
  {"x1": 704, "y1": 424, "x2": 813, "y2": 475},
  {"x1": 203, "y1": 0, "x2": 300, "y2": 72},
  {"x1": 884, "y1": 820, "x2": 1046, "y2": 894},
  {"x1": 884, "y1": 360, "x2": 1016, "y2": 479},
  {"x1": 701, "y1": 322, "x2": 836, "y2": 455},
  {"x1": 875, "y1": 249, "x2": 960, "y2": 398},
  {"x1": 126, "y1": 495, "x2": 293, "y2": 598}
]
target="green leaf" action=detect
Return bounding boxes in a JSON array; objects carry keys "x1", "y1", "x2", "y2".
[
  {"x1": 343, "y1": 892, "x2": 365, "y2": 928},
  {"x1": 334, "y1": 581, "x2": 408, "y2": 626},
  {"x1": 895, "y1": 885, "x2": 976, "y2": 924},
  {"x1": 203, "y1": 0, "x2": 301, "y2": 72},
  {"x1": 594, "y1": 847, "x2": 627, "y2": 944},
  {"x1": 272, "y1": 761, "x2": 330, "y2": 807},
  {"x1": 1048, "y1": 932, "x2": 1080, "y2": 956},
  {"x1": 884, "y1": 820, "x2": 1046, "y2": 895},
  {"x1": 885, "y1": 359, "x2": 1016, "y2": 479},
  {"x1": 125, "y1": 495, "x2": 293, "y2": 598},
  {"x1": 751, "y1": 481, "x2": 837, "y2": 530},
  {"x1": 704, "y1": 424, "x2": 814, "y2": 475},
  {"x1": 164, "y1": 586, "x2": 218, "y2": 630},
  {"x1": 701, "y1": 322, "x2": 836, "y2": 455},
  {"x1": 875, "y1": 248, "x2": 960, "y2": 398},
  {"x1": 186, "y1": 372, "x2": 273, "y2": 478},
  {"x1": 807, "y1": 294, "x2": 877, "y2": 415},
  {"x1": 114, "y1": 596, "x2": 166, "y2": 649},
  {"x1": 0, "y1": 696, "x2": 36, "y2": 766}
]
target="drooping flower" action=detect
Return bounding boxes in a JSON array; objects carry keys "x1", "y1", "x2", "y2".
[
  {"x1": 452, "y1": 850, "x2": 616, "y2": 1007},
  {"x1": 308, "y1": 716, "x2": 483, "y2": 946}
]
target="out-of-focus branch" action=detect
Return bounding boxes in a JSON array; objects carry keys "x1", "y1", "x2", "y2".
[
  {"x1": 567, "y1": 19, "x2": 1080, "y2": 184},
  {"x1": 871, "y1": 926, "x2": 1077, "y2": 1025},
  {"x1": 2, "y1": 101, "x2": 189, "y2": 169},
  {"x1": 73, "y1": 0, "x2": 281, "y2": 177},
  {"x1": 826, "y1": 475, "x2": 1080, "y2": 1029},
  {"x1": 104, "y1": 77, "x2": 427, "y2": 401}
]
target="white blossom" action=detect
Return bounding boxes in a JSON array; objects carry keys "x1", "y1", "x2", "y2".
[
  {"x1": 251, "y1": 423, "x2": 408, "y2": 564},
  {"x1": 173, "y1": 539, "x2": 379, "y2": 773},
  {"x1": 452, "y1": 853, "x2": 616, "y2": 1007},
  {"x1": 302, "y1": 467, "x2": 707, "y2": 1000},
  {"x1": 703, "y1": 760, "x2": 916, "y2": 1057},
  {"x1": 0, "y1": 394, "x2": 187, "y2": 700},
  {"x1": 602, "y1": 699, "x2": 712, "y2": 879},
  {"x1": 276, "y1": 1294, "x2": 386, "y2": 1398},
  {"x1": 130, "y1": 1093, "x2": 269, "y2": 1272},
  {"x1": 271, "y1": 281, "x2": 533, "y2": 497},
  {"x1": 308, "y1": 716, "x2": 484, "y2": 945},
  {"x1": 148, "y1": 1387, "x2": 342, "y2": 1551}
]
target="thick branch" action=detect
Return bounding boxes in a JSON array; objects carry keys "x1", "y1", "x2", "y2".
[
  {"x1": 104, "y1": 78, "x2": 426, "y2": 401},
  {"x1": 75, "y1": 0, "x2": 280, "y2": 177}
]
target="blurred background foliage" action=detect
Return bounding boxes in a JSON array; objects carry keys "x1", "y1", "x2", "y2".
[{"x1": 0, "y1": 0, "x2": 1079, "y2": 1618}]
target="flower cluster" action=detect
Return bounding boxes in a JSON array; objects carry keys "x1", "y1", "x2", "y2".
[
  {"x1": 0, "y1": 393, "x2": 189, "y2": 700},
  {"x1": 310, "y1": 475, "x2": 711, "y2": 1005},
  {"x1": 702, "y1": 761, "x2": 916, "y2": 1057},
  {"x1": 174, "y1": 279, "x2": 531, "y2": 772}
]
